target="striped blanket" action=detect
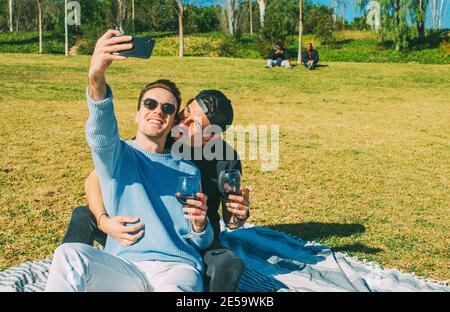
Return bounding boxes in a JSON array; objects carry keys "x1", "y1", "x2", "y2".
[{"x1": 1, "y1": 225, "x2": 448, "y2": 292}]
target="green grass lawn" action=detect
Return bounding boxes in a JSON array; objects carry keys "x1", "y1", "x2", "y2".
[{"x1": 0, "y1": 54, "x2": 449, "y2": 281}]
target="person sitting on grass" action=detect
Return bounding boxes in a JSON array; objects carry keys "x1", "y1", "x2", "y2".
[
  {"x1": 61, "y1": 90, "x2": 251, "y2": 292},
  {"x1": 266, "y1": 42, "x2": 292, "y2": 68},
  {"x1": 45, "y1": 29, "x2": 213, "y2": 292},
  {"x1": 301, "y1": 42, "x2": 319, "y2": 70}
]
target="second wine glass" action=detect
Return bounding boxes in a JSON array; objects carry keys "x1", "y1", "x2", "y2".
[{"x1": 218, "y1": 169, "x2": 241, "y2": 224}]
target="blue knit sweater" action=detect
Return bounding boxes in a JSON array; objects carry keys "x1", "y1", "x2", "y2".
[{"x1": 85, "y1": 86, "x2": 213, "y2": 273}]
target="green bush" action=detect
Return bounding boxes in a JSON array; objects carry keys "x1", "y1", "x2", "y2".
[{"x1": 0, "y1": 32, "x2": 65, "y2": 54}]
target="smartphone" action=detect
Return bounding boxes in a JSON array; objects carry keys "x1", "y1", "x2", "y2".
[{"x1": 117, "y1": 37, "x2": 155, "y2": 59}]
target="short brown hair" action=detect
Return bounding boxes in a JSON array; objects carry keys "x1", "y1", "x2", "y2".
[{"x1": 137, "y1": 79, "x2": 182, "y2": 116}]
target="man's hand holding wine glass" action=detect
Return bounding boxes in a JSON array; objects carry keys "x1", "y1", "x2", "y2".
[
  {"x1": 225, "y1": 186, "x2": 250, "y2": 222},
  {"x1": 184, "y1": 192, "x2": 209, "y2": 233}
]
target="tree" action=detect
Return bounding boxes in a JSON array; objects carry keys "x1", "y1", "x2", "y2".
[
  {"x1": 359, "y1": 0, "x2": 410, "y2": 50},
  {"x1": 116, "y1": 0, "x2": 127, "y2": 33},
  {"x1": 257, "y1": 0, "x2": 265, "y2": 29},
  {"x1": 226, "y1": 0, "x2": 240, "y2": 36},
  {"x1": 297, "y1": 0, "x2": 303, "y2": 64},
  {"x1": 412, "y1": 0, "x2": 428, "y2": 39},
  {"x1": 260, "y1": 0, "x2": 298, "y2": 46},
  {"x1": 249, "y1": 0, "x2": 253, "y2": 34},
  {"x1": 178, "y1": 0, "x2": 184, "y2": 57},
  {"x1": 392, "y1": 0, "x2": 409, "y2": 50},
  {"x1": 8, "y1": 0, "x2": 13, "y2": 32},
  {"x1": 131, "y1": 0, "x2": 135, "y2": 31},
  {"x1": 332, "y1": 0, "x2": 337, "y2": 22},
  {"x1": 65, "y1": 0, "x2": 68, "y2": 56}
]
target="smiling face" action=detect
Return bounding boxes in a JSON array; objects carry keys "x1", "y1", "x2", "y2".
[
  {"x1": 135, "y1": 88, "x2": 179, "y2": 141},
  {"x1": 177, "y1": 99, "x2": 215, "y2": 146}
]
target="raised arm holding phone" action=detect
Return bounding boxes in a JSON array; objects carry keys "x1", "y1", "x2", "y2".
[
  {"x1": 57, "y1": 30, "x2": 251, "y2": 292},
  {"x1": 45, "y1": 30, "x2": 213, "y2": 292}
]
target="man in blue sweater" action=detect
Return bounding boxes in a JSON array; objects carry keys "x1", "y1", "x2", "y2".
[{"x1": 45, "y1": 30, "x2": 214, "y2": 292}]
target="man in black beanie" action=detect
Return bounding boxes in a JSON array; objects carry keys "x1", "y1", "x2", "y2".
[{"x1": 62, "y1": 89, "x2": 250, "y2": 292}]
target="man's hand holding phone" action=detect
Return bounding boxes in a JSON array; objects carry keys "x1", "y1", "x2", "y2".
[{"x1": 88, "y1": 29, "x2": 132, "y2": 101}]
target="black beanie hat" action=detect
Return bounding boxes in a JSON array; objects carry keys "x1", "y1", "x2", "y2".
[{"x1": 195, "y1": 90, "x2": 233, "y2": 132}]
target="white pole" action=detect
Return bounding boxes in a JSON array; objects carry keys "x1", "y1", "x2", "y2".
[
  {"x1": 65, "y1": 0, "x2": 68, "y2": 56},
  {"x1": 9, "y1": 0, "x2": 13, "y2": 32},
  {"x1": 38, "y1": 0, "x2": 42, "y2": 54}
]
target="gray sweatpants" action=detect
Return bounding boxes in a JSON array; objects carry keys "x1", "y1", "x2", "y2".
[
  {"x1": 266, "y1": 59, "x2": 291, "y2": 68},
  {"x1": 44, "y1": 243, "x2": 203, "y2": 292}
]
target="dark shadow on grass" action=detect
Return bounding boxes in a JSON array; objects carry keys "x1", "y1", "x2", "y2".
[
  {"x1": 269, "y1": 222, "x2": 382, "y2": 255},
  {"x1": 270, "y1": 222, "x2": 365, "y2": 241},
  {"x1": 332, "y1": 243, "x2": 383, "y2": 254}
]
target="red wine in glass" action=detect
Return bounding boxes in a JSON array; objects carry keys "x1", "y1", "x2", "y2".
[
  {"x1": 176, "y1": 193, "x2": 198, "y2": 205},
  {"x1": 176, "y1": 176, "x2": 201, "y2": 238}
]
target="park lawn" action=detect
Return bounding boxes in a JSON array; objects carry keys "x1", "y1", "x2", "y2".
[{"x1": 0, "y1": 54, "x2": 449, "y2": 281}]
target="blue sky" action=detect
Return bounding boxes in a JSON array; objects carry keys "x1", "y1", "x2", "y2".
[{"x1": 196, "y1": 0, "x2": 450, "y2": 29}]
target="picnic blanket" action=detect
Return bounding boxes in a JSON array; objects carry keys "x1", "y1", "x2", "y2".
[{"x1": 1, "y1": 225, "x2": 448, "y2": 292}]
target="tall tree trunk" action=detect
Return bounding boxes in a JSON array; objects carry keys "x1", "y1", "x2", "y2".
[
  {"x1": 249, "y1": 0, "x2": 253, "y2": 35},
  {"x1": 15, "y1": 1, "x2": 22, "y2": 31},
  {"x1": 118, "y1": 0, "x2": 124, "y2": 33},
  {"x1": 438, "y1": 0, "x2": 446, "y2": 29},
  {"x1": 37, "y1": 0, "x2": 42, "y2": 54},
  {"x1": 226, "y1": 0, "x2": 239, "y2": 36},
  {"x1": 178, "y1": 1, "x2": 184, "y2": 58},
  {"x1": 416, "y1": 0, "x2": 426, "y2": 39},
  {"x1": 342, "y1": 0, "x2": 345, "y2": 30},
  {"x1": 257, "y1": 0, "x2": 265, "y2": 29},
  {"x1": 431, "y1": 0, "x2": 437, "y2": 28},
  {"x1": 297, "y1": 0, "x2": 303, "y2": 64},
  {"x1": 131, "y1": 0, "x2": 135, "y2": 32},
  {"x1": 9, "y1": 0, "x2": 13, "y2": 32},
  {"x1": 332, "y1": 0, "x2": 337, "y2": 22},
  {"x1": 65, "y1": 0, "x2": 68, "y2": 56},
  {"x1": 394, "y1": 0, "x2": 401, "y2": 51}
]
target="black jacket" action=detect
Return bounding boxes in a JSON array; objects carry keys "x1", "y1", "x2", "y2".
[
  {"x1": 302, "y1": 49, "x2": 319, "y2": 63},
  {"x1": 268, "y1": 49, "x2": 289, "y2": 61}
]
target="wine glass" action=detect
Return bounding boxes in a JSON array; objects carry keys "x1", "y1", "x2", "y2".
[
  {"x1": 176, "y1": 176, "x2": 201, "y2": 238},
  {"x1": 218, "y1": 169, "x2": 241, "y2": 224}
]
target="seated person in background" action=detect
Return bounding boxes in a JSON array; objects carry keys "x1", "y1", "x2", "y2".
[
  {"x1": 301, "y1": 42, "x2": 319, "y2": 70},
  {"x1": 266, "y1": 42, "x2": 292, "y2": 68}
]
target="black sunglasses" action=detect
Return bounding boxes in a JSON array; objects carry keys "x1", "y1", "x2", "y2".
[{"x1": 142, "y1": 98, "x2": 176, "y2": 115}]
